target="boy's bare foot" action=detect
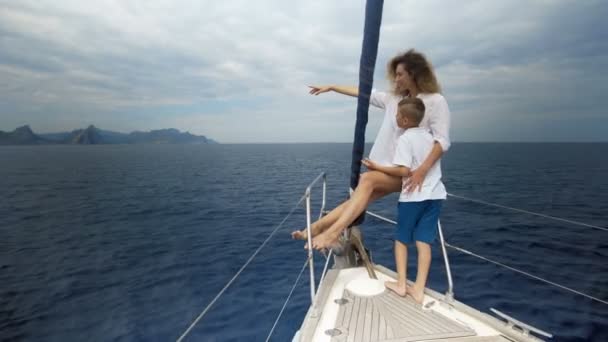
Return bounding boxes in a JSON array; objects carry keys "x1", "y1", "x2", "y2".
[
  {"x1": 407, "y1": 285, "x2": 425, "y2": 304},
  {"x1": 384, "y1": 281, "x2": 407, "y2": 297},
  {"x1": 291, "y1": 230, "x2": 307, "y2": 240}
]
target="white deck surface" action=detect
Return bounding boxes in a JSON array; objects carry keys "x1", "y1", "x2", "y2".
[{"x1": 302, "y1": 267, "x2": 528, "y2": 342}]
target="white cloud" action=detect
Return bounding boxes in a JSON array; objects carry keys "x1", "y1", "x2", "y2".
[{"x1": 0, "y1": 0, "x2": 607, "y2": 141}]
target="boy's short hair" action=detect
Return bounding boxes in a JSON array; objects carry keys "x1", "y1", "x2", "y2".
[{"x1": 397, "y1": 98, "x2": 425, "y2": 124}]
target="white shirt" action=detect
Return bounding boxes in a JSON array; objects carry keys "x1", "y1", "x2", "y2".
[
  {"x1": 393, "y1": 128, "x2": 447, "y2": 202},
  {"x1": 368, "y1": 90, "x2": 451, "y2": 166}
]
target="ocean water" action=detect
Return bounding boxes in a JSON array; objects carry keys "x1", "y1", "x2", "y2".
[{"x1": 1, "y1": 143, "x2": 607, "y2": 342}]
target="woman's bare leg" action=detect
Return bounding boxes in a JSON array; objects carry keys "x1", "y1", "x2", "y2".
[
  {"x1": 310, "y1": 171, "x2": 401, "y2": 249},
  {"x1": 291, "y1": 200, "x2": 350, "y2": 239},
  {"x1": 292, "y1": 189, "x2": 388, "y2": 240}
]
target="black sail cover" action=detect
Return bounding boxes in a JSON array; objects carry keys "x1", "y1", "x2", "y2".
[{"x1": 350, "y1": 0, "x2": 384, "y2": 226}]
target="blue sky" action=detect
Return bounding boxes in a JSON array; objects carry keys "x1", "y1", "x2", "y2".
[{"x1": 0, "y1": 0, "x2": 607, "y2": 143}]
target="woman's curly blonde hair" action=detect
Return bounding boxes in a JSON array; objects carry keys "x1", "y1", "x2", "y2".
[{"x1": 387, "y1": 49, "x2": 441, "y2": 95}]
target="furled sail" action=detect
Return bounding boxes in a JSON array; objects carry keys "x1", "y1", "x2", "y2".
[{"x1": 350, "y1": 0, "x2": 384, "y2": 226}]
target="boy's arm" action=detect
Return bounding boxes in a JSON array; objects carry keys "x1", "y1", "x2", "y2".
[
  {"x1": 375, "y1": 164, "x2": 411, "y2": 177},
  {"x1": 404, "y1": 142, "x2": 443, "y2": 192}
]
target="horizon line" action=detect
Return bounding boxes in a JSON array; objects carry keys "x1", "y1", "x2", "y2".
[
  {"x1": 216, "y1": 141, "x2": 608, "y2": 144},
  {"x1": 3, "y1": 126, "x2": 607, "y2": 144}
]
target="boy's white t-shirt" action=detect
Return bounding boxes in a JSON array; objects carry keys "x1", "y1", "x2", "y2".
[
  {"x1": 368, "y1": 90, "x2": 451, "y2": 167},
  {"x1": 393, "y1": 127, "x2": 447, "y2": 202}
]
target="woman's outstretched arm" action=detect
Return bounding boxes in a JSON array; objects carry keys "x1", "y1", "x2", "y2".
[{"x1": 308, "y1": 85, "x2": 358, "y2": 97}]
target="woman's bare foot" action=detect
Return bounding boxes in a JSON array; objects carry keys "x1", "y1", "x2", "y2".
[
  {"x1": 407, "y1": 285, "x2": 425, "y2": 304},
  {"x1": 291, "y1": 220, "x2": 328, "y2": 241},
  {"x1": 306, "y1": 230, "x2": 340, "y2": 250},
  {"x1": 385, "y1": 281, "x2": 407, "y2": 297},
  {"x1": 291, "y1": 229, "x2": 307, "y2": 240}
]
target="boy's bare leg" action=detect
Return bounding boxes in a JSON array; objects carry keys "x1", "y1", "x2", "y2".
[
  {"x1": 408, "y1": 241, "x2": 431, "y2": 304},
  {"x1": 385, "y1": 240, "x2": 408, "y2": 296},
  {"x1": 309, "y1": 172, "x2": 401, "y2": 249}
]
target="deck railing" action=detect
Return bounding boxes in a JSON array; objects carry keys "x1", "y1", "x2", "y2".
[
  {"x1": 301, "y1": 172, "x2": 456, "y2": 308},
  {"x1": 302, "y1": 172, "x2": 327, "y2": 307}
]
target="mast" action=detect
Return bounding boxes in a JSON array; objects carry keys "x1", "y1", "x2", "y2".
[{"x1": 350, "y1": 0, "x2": 384, "y2": 226}]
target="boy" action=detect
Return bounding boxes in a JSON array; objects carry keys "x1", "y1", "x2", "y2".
[{"x1": 362, "y1": 97, "x2": 446, "y2": 304}]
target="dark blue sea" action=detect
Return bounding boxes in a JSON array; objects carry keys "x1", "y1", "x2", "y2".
[{"x1": 1, "y1": 143, "x2": 607, "y2": 342}]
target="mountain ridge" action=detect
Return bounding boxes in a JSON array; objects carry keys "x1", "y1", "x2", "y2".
[{"x1": 0, "y1": 125, "x2": 218, "y2": 145}]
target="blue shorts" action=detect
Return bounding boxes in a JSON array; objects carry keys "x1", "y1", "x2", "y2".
[{"x1": 396, "y1": 200, "x2": 443, "y2": 244}]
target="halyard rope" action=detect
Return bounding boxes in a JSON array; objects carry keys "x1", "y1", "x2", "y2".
[
  {"x1": 366, "y1": 206, "x2": 608, "y2": 306},
  {"x1": 265, "y1": 257, "x2": 310, "y2": 342},
  {"x1": 176, "y1": 197, "x2": 306, "y2": 342},
  {"x1": 447, "y1": 193, "x2": 608, "y2": 232},
  {"x1": 445, "y1": 243, "x2": 608, "y2": 305},
  {"x1": 177, "y1": 189, "x2": 607, "y2": 341}
]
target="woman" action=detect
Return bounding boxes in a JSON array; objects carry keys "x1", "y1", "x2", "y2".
[{"x1": 293, "y1": 49, "x2": 451, "y2": 250}]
